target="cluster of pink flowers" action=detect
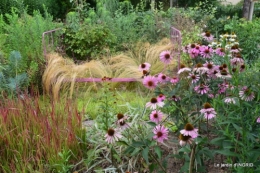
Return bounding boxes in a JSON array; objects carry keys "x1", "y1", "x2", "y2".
[{"x1": 105, "y1": 113, "x2": 131, "y2": 144}]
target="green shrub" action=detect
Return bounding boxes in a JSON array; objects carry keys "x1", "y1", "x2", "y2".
[
  {"x1": 63, "y1": 23, "x2": 117, "y2": 60},
  {"x1": 0, "y1": 8, "x2": 61, "y2": 91}
]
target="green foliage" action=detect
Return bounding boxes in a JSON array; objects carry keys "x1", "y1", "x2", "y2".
[
  {"x1": 64, "y1": 23, "x2": 116, "y2": 60},
  {"x1": 231, "y1": 18, "x2": 260, "y2": 65},
  {"x1": 51, "y1": 149, "x2": 74, "y2": 173},
  {"x1": 0, "y1": 8, "x2": 61, "y2": 90},
  {"x1": 0, "y1": 51, "x2": 29, "y2": 95}
]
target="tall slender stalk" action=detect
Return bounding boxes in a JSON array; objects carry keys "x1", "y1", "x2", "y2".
[{"x1": 189, "y1": 144, "x2": 197, "y2": 173}]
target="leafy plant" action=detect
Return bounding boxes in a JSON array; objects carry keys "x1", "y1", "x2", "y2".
[
  {"x1": 63, "y1": 23, "x2": 116, "y2": 60},
  {"x1": 0, "y1": 7, "x2": 61, "y2": 91},
  {"x1": 0, "y1": 51, "x2": 28, "y2": 96}
]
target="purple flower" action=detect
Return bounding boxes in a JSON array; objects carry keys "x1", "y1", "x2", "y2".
[
  {"x1": 188, "y1": 73, "x2": 200, "y2": 83},
  {"x1": 180, "y1": 123, "x2": 198, "y2": 138},
  {"x1": 215, "y1": 47, "x2": 225, "y2": 56},
  {"x1": 170, "y1": 77, "x2": 179, "y2": 84},
  {"x1": 146, "y1": 98, "x2": 164, "y2": 110},
  {"x1": 200, "y1": 103, "x2": 217, "y2": 119},
  {"x1": 224, "y1": 97, "x2": 236, "y2": 104},
  {"x1": 139, "y1": 62, "x2": 151, "y2": 71},
  {"x1": 178, "y1": 64, "x2": 191, "y2": 74},
  {"x1": 149, "y1": 110, "x2": 164, "y2": 124},
  {"x1": 199, "y1": 45, "x2": 213, "y2": 58},
  {"x1": 194, "y1": 84, "x2": 210, "y2": 95},
  {"x1": 201, "y1": 31, "x2": 214, "y2": 42},
  {"x1": 157, "y1": 94, "x2": 166, "y2": 102},
  {"x1": 142, "y1": 75, "x2": 158, "y2": 90},
  {"x1": 188, "y1": 48, "x2": 200, "y2": 58},
  {"x1": 157, "y1": 73, "x2": 169, "y2": 83},
  {"x1": 239, "y1": 86, "x2": 255, "y2": 101},
  {"x1": 153, "y1": 125, "x2": 169, "y2": 143},
  {"x1": 179, "y1": 134, "x2": 193, "y2": 146},
  {"x1": 159, "y1": 50, "x2": 173, "y2": 64},
  {"x1": 105, "y1": 128, "x2": 123, "y2": 144},
  {"x1": 257, "y1": 117, "x2": 260, "y2": 123}
]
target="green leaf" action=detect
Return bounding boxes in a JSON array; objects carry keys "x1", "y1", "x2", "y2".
[
  {"x1": 142, "y1": 147, "x2": 149, "y2": 164},
  {"x1": 179, "y1": 146, "x2": 191, "y2": 153},
  {"x1": 232, "y1": 123, "x2": 242, "y2": 134},
  {"x1": 132, "y1": 140, "x2": 145, "y2": 147},
  {"x1": 215, "y1": 150, "x2": 239, "y2": 157},
  {"x1": 117, "y1": 140, "x2": 129, "y2": 146},
  {"x1": 131, "y1": 148, "x2": 141, "y2": 156},
  {"x1": 149, "y1": 163, "x2": 157, "y2": 172},
  {"x1": 210, "y1": 137, "x2": 226, "y2": 146},
  {"x1": 154, "y1": 146, "x2": 162, "y2": 159},
  {"x1": 124, "y1": 146, "x2": 135, "y2": 155},
  {"x1": 146, "y1": 121, "x2": 157, "y2": 127}
]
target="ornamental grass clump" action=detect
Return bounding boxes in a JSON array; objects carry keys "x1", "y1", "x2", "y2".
[
  {"x1": 43, "y1": 38, "x2": 176, "y2": 100},
  {"x1": 0, "y1": 93, "x2": 86, "y2": 172}
]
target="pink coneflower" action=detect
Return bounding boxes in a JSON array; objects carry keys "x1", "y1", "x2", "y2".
[
  {"x1": 208, "y1": 93, "x2": 215, "y2": 98},
  {"x1": 159, "y1": 50, "x2": 173, "y2": 64},
  {"x1": 239, "y1": 86, "x2": 255, "y2": 101},
  {"x1": 200, "y1": 102, "x2": 217, "y2": 119},
  {"x1": 215, "y1": 47, "x2": 225, "y2": 56},
  {"x1": 224, "y1": 97, "x2": 236, "y2": 104},
  {"x1": 257, "y1": 117, "x2": 260, "y2": 123},
  {"x1": 188, "y1": 48, "x2": 200, "y2": 58},
  {"x1": 180, "y1": 123, "x2": 198, "y2": 138},
  {"x1": 177, "y1": 64, "x2": 191, "y2": 74},
  {"x1": 240, "y1": 64, "x2": 246, "y2": 72},
  {"x1": 201, "y1": 31, "x2": 214, "y2": 42},
  {"x1": 218, "y1": 82, "x2": 229, "y2": 94},
  {"x1": 116, "y1": 113, "x2": 128, "y2": 123},
  {"x1": 215, "y1": 69, "x2": 232, "y2": 79},
  {"x1": 139, "y1": 62, "x2": 151, "y2": 71},
  {"x1": 179, "y1": 134, "x2": 193, "y2": 146},
  {"x1": 230, "y1": 56, "x2": 244, "y2": 65},
  {"x1": 118, "y1": 121, "x2": 130, "y2": 130},
  {"x1": 149, "y1": 110, "x2": 164, "y2": 124},
  {"x1": 188, "y1": 73, "x2": 200, "y2": 83},
  {"x1": 193, "y1": 63, "x2": 208, "y2": 74},
  {"x1": 199, "y1": 45, "x2": 213, "y2": 58},
  {"x1": 203, "y1": 61, "x2": 215, "y2": 71},
  {"x1": 230, "y1": 45, "x2": 241, "y2": 53},
  {"x1": 170, "y1": 77, "x2": 179, "y2": 84},
  {"x1": 142, "y1": 75, "x2": 158, "y2": 90},
  {"x1": 170, "y1": 95, "x2": 181, "y2": 102},
  {"x1": 194, "y1": 84, "x2": 210, "y2": 94},
  {"x1": 105, "y1": 128, "x2": 123, "y2": 144},
  {"x1": 153, "y1": 125, "x2": 169, "y2": 143},
  {"x1": 157, "y1": 94, "x2": 166, "y2": 102},
  {"x1": 157, "y1": 73, "x2": 169, "y2": 83},
  {"x1": 146, "y1": 98, "x2": 164, "y2": 110}
]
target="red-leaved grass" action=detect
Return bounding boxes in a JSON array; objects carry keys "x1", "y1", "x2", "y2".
[{"x1": 0, "y1": 93, "x2": 86, "y2": 172}]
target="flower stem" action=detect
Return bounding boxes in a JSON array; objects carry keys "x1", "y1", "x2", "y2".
[{"x1": 189, "y1": 144, "x2": 197, "y2": 173}]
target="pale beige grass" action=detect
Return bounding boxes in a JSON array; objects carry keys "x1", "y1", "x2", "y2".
[{"x1": 42, "y1": 38, "x2": 178, "y2": 100}]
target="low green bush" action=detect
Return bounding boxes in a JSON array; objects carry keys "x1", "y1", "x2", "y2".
[{"x1": 63, "y1": 23, "x2": 117, "y2": 61}]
